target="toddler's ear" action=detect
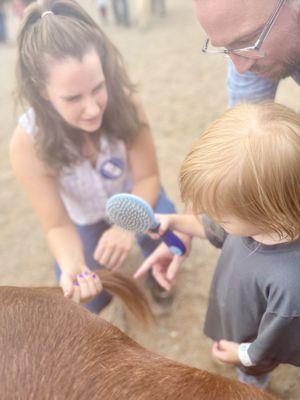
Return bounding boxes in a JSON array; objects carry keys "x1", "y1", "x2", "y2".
[{"x1": 186, "y1": 202, "x2": 193, "y2": 214}]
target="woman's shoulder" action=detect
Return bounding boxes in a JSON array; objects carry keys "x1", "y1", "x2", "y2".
[
  {"x1": 18, "y1": 108, "x2": 37, "y2": 137},
  {"x1": 11, "y1": 120, "x2": 34, "y2": 152},
  {"x1": 10, "y1": 115, "x2": 53, "y2": 176}
]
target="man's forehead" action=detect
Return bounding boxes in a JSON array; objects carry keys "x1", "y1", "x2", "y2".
[{"x1": 195, "y1": 0, "x2": 277, "y2": 47}]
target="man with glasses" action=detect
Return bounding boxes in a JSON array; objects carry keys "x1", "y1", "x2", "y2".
[
  {"x1": 196, "y1": 0, "x2": 299, "y2": 389},
  {"x1": 196, "y1": 0, "x2": 300, "y2": 106},
  {"x1": 134, "y1": 0, "x2": 299, "y2": 392}
]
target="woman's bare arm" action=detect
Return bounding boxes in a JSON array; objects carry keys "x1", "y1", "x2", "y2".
[
  {"x1": 10, "y1": 126, "x2": 102, "y2": 300},
  {"x1": 127, "y1": 94, "x2": 160, "y2": 206}
]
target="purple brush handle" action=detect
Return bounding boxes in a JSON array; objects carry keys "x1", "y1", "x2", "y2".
[{"x1": 150, "y1": 225, "x2": 186, "y2": 256}]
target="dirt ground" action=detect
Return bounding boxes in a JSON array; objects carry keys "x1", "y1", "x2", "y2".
[{"x1": 1, "y1": 1, "x2": 300, "y2": 399}]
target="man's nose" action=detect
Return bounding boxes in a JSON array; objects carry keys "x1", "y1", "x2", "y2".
[{"x1": 229, "y1": 54, "x2": 256, "y2": 74}]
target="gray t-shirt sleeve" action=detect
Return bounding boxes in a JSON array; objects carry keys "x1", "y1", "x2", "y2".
[
  {"x1": 202, "y1": 215, "x2": 227, "y2": 249},
  {"x1": 248, "y1": 280, "x2": 300, "y2": 367},
  {"x1": 248, "y1": 313, "x2": 300, "y2": 366}
]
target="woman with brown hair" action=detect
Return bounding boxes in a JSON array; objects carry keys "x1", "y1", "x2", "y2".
[{"x1": 10, "y1": 0, "x2": 176, "y2": 312}]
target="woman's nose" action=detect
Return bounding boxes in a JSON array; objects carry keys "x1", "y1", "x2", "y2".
[
  {"x1": 229, "y1": 54, "x2": 256, "y2": 74},
  {"x1": 84, "y1": 97, "x2": 100, "y2": 117}
]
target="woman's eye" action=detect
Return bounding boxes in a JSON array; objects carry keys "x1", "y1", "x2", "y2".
[
  {"x1": 66, "y1": 96, "x2": 80, "y2": 103},
  {"x1": 94, "y1": 82, "x2": 106, "y2": 93}
]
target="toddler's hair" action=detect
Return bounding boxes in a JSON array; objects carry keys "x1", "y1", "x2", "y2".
[{"x1": 180, "y1": 102, "x2": 300, "y2": 239}]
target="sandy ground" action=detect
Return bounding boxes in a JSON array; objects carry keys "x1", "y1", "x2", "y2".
[{"x1": 1, "y1": 1, "x2": 300, "y2": 398}]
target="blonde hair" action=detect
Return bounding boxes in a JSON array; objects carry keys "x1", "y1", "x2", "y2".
[{"x1": 180, "y1": 102, "x2": 300, "y2": 239}]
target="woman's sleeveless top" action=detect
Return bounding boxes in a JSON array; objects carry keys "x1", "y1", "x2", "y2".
[{"x1": 19, "y1": 108, "x2": 132, "y2": 225}]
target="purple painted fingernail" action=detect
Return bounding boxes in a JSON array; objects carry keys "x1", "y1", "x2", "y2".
[
  {"x1": 77, "y1": 274, "x2": 84, "y2": 278},
  {"x1": 84, "y1": 271, "x2": 90, "y2": 276},
  {"x1": 92, "y1": 274, "x2": 97, "y2": 279},
  {"x1": 73, "y1": 281, "x2": 79, "y2": 286}
]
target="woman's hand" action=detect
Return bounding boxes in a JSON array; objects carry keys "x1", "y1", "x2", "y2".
[
  {"x1": 60, "y1": 267, "x2": 102, "y2": 303},
  {"x1": 212, "y1": 340, "x2": 240, "y2": 365},
  {"x1": 134, "y1": 234, "x2": 192, "y2": 291},
  {"x1": 93, "y1": 225, "x2": 135, "y2": 271}
]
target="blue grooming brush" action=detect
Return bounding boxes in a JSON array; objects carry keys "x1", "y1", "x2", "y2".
[{"x1": 106, "y1": 193, "x2": 186, "y2": 256}]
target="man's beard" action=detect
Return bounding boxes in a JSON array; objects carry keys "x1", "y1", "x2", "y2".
[
  {"x1": 250, "y1": 53, "x2": 300, "y2": 81},
  {"x1": 251, "y1": 27, "x2": 300, "y2": 80}
]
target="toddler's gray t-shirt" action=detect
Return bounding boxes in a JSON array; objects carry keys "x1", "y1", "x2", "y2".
[{"x1": 203, "y1": 215, "x2": 300, "y2": 369}]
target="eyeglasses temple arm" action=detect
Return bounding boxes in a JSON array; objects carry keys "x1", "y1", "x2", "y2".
[{"x1": 254, "y1": 0, "x2": 287, "y2": 49}]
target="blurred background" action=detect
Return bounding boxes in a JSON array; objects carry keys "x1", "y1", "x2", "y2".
[{"x1": 0, "y1": 1, "x2": 299, "y2": 398}]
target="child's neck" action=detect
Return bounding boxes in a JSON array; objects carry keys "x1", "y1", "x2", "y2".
[{"x1": 251, "y1": 232, "x2": 291, "y2": 245}]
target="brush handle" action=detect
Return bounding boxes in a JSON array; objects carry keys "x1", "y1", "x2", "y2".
[{"x1": 150, "y1": 226, "x2": 186, "y2": 256}]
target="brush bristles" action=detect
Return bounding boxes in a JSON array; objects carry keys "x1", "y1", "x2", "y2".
[{"x1": 106, "y1": 198, "x2": 153, "y2": 233}]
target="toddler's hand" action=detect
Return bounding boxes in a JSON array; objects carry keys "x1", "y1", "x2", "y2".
[
  {"x1": 212, "y1": 340, "x2": 240, "y2": 365},
  {"x1": 146, "y1": 213, "x2": 176, "y2": 240}
]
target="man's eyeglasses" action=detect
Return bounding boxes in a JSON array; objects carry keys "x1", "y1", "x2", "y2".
[{"x1": 202, "y1": 0, "x2": 287, "y2": 60}]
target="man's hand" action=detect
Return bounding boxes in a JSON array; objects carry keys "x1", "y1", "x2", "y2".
[
  {"x1": 212, "y1": 340, "x2": 240, "y2": 365},
  {"x1": 134, "y1": 234, "x2": 192, "y2": 291}
]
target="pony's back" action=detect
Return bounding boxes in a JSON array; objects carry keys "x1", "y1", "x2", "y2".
[{"x1": 0, "y1": 285, "x2": 277, "y2": 400}]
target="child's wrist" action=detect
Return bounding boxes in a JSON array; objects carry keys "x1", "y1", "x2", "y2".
[
  {"x1": 238, "y1": 343, "x2": 255, "y2": 367},
  {"x1": 171, "y1": 214, "x2": 182, "y2": 228}
]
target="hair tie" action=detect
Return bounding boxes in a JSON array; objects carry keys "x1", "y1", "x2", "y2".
[{"x1": 41, "y1": 11, "x2": 54, "y2": 18}]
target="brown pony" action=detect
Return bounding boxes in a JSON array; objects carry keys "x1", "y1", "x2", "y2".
[{"x1": 0, "y1": 270, "x2": 277, "y2": 400}]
